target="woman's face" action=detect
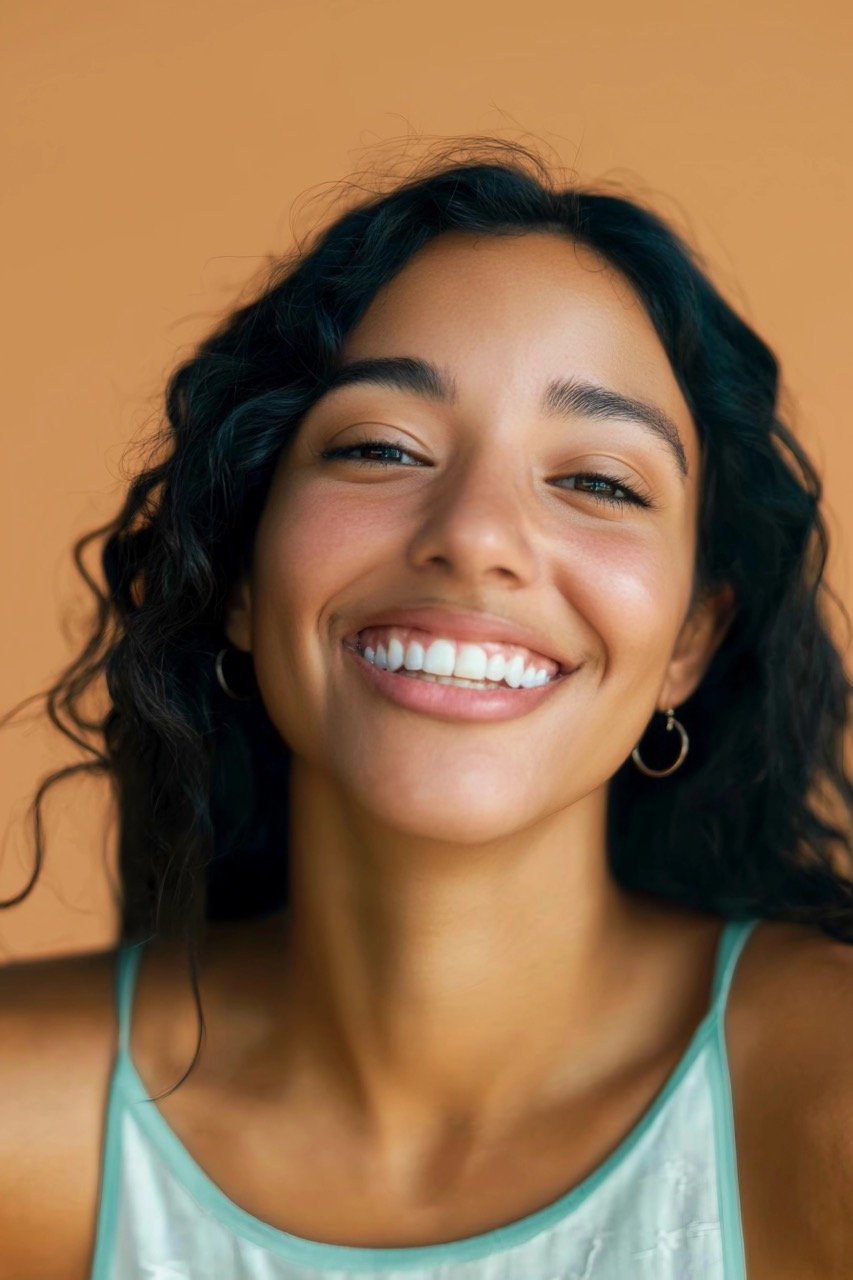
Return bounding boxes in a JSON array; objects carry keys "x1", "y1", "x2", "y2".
[{"x1": 227, "y1": 230, "x2": 727, "y2": 844}]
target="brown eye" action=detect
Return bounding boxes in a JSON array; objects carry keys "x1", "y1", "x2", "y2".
[
  {"x1": 321, "y1": 442, "x2": 653, "y2": 511},
  {"x1": 557, "y1": 471, "x2": 651, "y2": 510},
  {"x1": 321, "y1": 439, "x2": 421, "y2": 467}
]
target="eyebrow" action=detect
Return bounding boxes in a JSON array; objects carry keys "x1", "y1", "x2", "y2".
[{"x1": 318, "y1": 355, "x2": 689, "y2": 480}]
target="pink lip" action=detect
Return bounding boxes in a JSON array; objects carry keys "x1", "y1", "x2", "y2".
[{"x1": 342, "y1": 640, "x2": 574, "y2": 723}]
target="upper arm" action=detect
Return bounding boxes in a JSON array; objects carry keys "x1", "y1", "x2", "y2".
[
  {"x1": 0, "y1": 948, "x2": 119, "y2": 1280},
  {"x1": 734, "y1": 926, "x2": 853, "y2": 1279},
  {"x1": 783, "y1": 935, "x2": 853, "y2": 1276}
]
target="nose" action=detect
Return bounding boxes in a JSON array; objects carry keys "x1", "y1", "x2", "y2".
[{"x1": 405, "y1": 446, "x2": 539, "y2": 588}]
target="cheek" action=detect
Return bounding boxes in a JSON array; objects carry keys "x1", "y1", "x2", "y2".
[
  {"x1": 253, "y1": 485, "x2": 360, "y2": 615},
  {"x1": 562, "y1": 529, "x2": 688, "y2": 675},
  {"x1": 243, "y1": 485, "x2": 353, "y2": 752},
  {"x1": 249, "y1": 480, "x2": 392, "y2": 692}
]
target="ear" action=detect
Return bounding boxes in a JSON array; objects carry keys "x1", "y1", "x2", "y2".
[
  {"x1": 223, "y1": 574, "x2": 253, "y2": 653},
  {"x1": 658, "y1": 582, "x2": 737, "y2": 710}
]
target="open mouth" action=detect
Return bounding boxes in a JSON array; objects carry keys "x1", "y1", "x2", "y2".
[{"x1": 343, "y1": 635, "x2": 571, "y2": 691}]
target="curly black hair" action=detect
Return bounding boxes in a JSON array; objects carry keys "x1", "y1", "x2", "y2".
[{"x1": 3, "y1": 137, "x2": 851, "y2": 1099}]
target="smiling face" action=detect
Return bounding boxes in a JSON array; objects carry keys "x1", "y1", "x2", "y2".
[{"x1": 225, "y1": 230, "x2": 734, "y2": 845}]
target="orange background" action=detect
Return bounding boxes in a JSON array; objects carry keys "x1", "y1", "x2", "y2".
[{"x1": 1, "y1": 0, "x2": 850, "y2": 961}]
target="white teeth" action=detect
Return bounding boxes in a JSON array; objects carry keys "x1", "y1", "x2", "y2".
[
  {"x1": 401, "y1": 673, "x2": 511, "y2": 690},
  {"x1": 485, "y1": 652, "x2": 506, "y2": 682},
  {"x1": 404, "y1": 640, "x2": 425, "y2": 671},
  {"x1": 453, "y1": 643, "x2": 488, "y2": 680},
  {"x1": 386, "y1": 637, "x2": 405, "y2": 671},
  {"x1": 354, "y1": 633, "x2": 558, "y2": 689},
  {"x1": 503, "y1": 654, "x2": 525, "y2": 688},
  {"x1": 422, "y1": 638, "x2": 456, "y2": 677}
]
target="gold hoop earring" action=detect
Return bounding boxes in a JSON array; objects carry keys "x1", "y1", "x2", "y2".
[
  {"x1": 214, "y1": 646, "x2": 256, "y2": 701},
  {"x1": 631, "y1": 707, "x2": 689, "y2": 777}
]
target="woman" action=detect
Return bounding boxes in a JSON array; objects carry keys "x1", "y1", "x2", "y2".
[{"x1": 1, "y1": 140, "x2": 852, "y2": 1280}]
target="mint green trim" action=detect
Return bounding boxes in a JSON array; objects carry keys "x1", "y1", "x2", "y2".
[
  {"x1": 89, "y1": 1056, "x2": 123, "y2": 1280},
  {"x1": 707, "y1": 917, "x2": 761, "y2": 1280},
  {"x1": 100, "y1": 921, "x2": 750, "y2": 1272},
  {"x1": 89, "y1": 945, "x2": 144, "y2": 1280}
]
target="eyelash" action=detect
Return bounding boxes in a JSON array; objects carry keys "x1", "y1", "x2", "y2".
[{"x1": 320, "y1": 439, "x2": 653, "y2": 511}]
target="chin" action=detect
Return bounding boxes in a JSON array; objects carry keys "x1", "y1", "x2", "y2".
[{"x1": 342, "y1": 767, "x2": 549, "y2": 845}]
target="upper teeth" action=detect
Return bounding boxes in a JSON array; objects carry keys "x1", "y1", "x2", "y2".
[{"x1": 353, "y1": 627, "x2": 559, "y2": 689}]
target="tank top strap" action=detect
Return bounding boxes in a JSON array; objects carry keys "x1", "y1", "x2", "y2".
[
  {"x1": 710, "y1": 916, "x2": 763, "y2": 1016},
  {"x1": 115, "y1": 938, "x2": 149, "y2": 1057}
]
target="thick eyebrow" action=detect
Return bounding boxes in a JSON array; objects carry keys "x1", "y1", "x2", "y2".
[{"x1": 317, "y1": 355, "x2": 689, "y2": 481}]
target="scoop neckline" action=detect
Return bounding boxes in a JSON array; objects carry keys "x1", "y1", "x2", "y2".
[{"x1": 113, "y1": 916, "x2": 756, "y2": 1270}]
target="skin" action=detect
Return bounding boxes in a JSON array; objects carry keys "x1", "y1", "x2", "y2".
[
  {"x1": 221, "y1": 229, "x2": 736, "y2": 1187},
  {"x1": 5, "y1": 231, "x2": 852, "y2": 1280}
]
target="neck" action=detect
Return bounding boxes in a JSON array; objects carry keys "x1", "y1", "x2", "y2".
[{"x1": 228, "y1": 762, "x2": 713, "y2": 1157}]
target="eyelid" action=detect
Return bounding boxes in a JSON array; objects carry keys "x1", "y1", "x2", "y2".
[{"x1": 320, "y1": 434, "x2": 658, "y2": 511}]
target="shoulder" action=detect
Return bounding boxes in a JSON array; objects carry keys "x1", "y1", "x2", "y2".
[
  {"x1": 727, "y1": 918, "x2": 853, "y2": 1279},
  {"x1": 0, "y1": 945, "x2": 121, "y2": 1280}
]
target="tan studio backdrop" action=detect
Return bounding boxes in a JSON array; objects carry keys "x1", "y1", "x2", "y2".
[{"x1": 1, "y1": 0, "x2": 850, "y2": 961}]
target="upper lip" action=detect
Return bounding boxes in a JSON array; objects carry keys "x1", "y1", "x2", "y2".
[{"x1": 342, "y1": 604, "x2": 577, "y2": 674}]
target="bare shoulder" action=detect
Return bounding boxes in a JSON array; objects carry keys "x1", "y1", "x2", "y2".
[
  {"x1": 727, "y1": 917, "x2": 853, "y2": 1280},
  {"x1": 0, "y1": 945, "x2": 121, "y2": 1280}
]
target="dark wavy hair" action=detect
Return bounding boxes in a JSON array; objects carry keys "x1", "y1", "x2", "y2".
[{"x1": 3, "y1": 137, "x2": 852, "y2": 1097}]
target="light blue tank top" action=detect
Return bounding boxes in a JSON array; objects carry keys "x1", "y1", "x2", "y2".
[{"x1": 89, "y1": 916, "x2": 761, "y2": 1280}]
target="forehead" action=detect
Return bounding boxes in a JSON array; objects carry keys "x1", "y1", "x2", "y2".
[{"x1": 338, "y1": 230, "x2": 699, "y2": 468}]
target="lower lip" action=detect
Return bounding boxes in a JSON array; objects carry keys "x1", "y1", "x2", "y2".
[{"x1": 342, "y1": 643, "x2": 574, "y2": 723}]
